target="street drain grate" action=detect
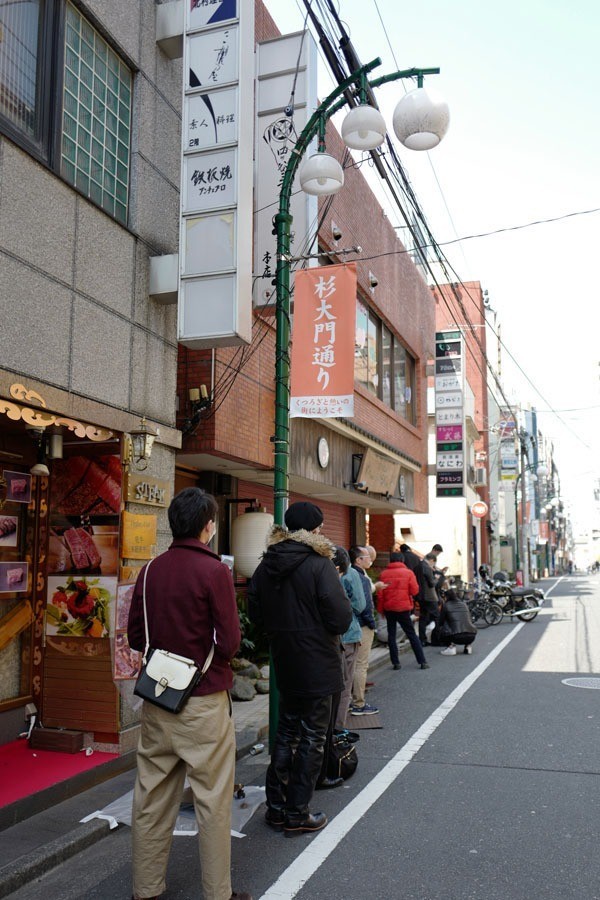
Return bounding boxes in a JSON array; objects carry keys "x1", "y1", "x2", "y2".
[{"x1": 561, "y1": 678, "x2": 600, "y2": 690}]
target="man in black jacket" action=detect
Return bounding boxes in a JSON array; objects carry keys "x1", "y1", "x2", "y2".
[{"x1": 248, "y1": 501, "x2": 351, "y2": 837}]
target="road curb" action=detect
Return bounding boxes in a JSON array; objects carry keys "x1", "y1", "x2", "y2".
[{"x1": 0, "y1": 819, "x2": 112, "y2": 899}]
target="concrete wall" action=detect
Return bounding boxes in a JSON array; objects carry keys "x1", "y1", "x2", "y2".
[{"x1": 0, "y1": 0, "x2": 182, "y2": 434}]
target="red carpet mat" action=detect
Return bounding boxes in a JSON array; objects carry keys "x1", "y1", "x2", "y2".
[{"x1": 0, "y1": 739, "x2": 118, "y2": 807}]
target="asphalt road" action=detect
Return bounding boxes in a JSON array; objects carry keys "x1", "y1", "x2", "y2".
[{"x1": 9, "y1": 574, "x2": 600, "y2": 900}]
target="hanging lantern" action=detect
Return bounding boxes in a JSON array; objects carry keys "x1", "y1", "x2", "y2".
[{"x1": 231, "y1": 508, "x2": 274, "y2": 578}]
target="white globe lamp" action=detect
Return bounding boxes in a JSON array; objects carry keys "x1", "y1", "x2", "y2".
[
  {"x1": 341, "y1": 104, "x2": 387, "y2": 150},
  {"x1": 392, "y1": 86, "x2": 450, "y2": 151},
  {"x1": 299, "y1": 152, "x2": 344, "y2": 196}
]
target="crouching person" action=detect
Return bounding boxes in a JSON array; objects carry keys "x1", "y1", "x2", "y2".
[
  {"x1": 438, "y1": 588, "x2": 477, "y2": 656},
  {"x1": 248, "y1": 502, "x2": 351, "y2": 837}
]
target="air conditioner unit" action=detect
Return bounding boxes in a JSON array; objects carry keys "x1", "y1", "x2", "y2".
[{"x1": 474, "y1": 468, "x2": 487, "y2": 487}]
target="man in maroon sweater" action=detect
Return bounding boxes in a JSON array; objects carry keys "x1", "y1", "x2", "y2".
[{"x1": 128, "y1": 488, "x2": 250, "y2": 900}]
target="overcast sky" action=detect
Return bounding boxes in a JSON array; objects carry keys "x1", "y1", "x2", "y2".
[{"x1": 263, "y1": 0, "x2": 600, "y2": 536}]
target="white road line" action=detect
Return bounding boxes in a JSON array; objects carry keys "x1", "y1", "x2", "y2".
[{"x1": 259, "y1": 619, "x2": 534, "y2": 898}]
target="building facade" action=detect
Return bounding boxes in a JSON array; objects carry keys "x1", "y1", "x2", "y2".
[{"x1": 0, "y1": 0, "x2": 435, "y2": 750}]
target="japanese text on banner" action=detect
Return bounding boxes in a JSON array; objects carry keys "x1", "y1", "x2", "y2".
[{"x1": 290, "y1": 263, "x2": 356, "y2": 419}]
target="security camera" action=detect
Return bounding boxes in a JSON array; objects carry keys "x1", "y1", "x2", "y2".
[
  {"x1": 331, "y1": 221, "x2": 342, "y2": 242},
  {"x1": 369, "y1": 272, "x2": 378, "y2": 289}
]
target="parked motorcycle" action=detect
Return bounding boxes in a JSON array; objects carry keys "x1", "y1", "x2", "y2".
[{"x1": 478, "y1": 566, "x2": 544, "y2": 621}]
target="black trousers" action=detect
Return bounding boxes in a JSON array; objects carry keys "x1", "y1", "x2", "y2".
[
  {"x1": 442, "y1": 631, "x2": 476, "y2": 647},
  {"x1": 266, "y1": 692, "x2": 332, "y2": 822},
  {"x1": 418, "y1": 599, "x2": 440, "y2": 643},
  {"x1": 385, "y1": 611, "x2": 427, "y2": 666}
]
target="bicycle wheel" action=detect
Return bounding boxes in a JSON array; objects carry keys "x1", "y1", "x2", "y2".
[
  {"x1": 516, "y1": 597, "x2": 539, "y2": 621},
  {"x1": 467, "y1": 596, "x2": 487, "y2": 628},
  {"x1": 483, "y1": 601, "x2": 503, "y2": 626}
]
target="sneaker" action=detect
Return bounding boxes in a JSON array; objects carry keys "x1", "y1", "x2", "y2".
[
  {"x1": 350, "y1": 702, "x2": 379, "y2": 716},
  {"x1": 464, "y1": 645, "x2": 473, "y2": 655},
  {"x1": 425, "y1": 621, "x2": 436, "y2": 635},
  {"x1": 420, "y1": 663, "x2": 430, "y2": 669},
  {"x1": 441, "y1": 645, "x2": 457, "y2": 656}
]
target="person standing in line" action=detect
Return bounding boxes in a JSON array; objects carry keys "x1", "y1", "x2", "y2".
[
  {"x1": 335, "y1": 547, "x2": 366, "y2": 729},
  {"x1": 437, "y1": 588, "x2": 477, "y2": 655},
  {"x1": 418, "y1": 552, "x2": 445, "y2": 646},
  {"x1": 127, "y1": 487, "x2": 252, "y2": 900},
  {"x1": 349, "y1": 545, "x2": 379, "y2": 716},
  {"x1": 316, "y1": 545, "x2": 354, "y2": 791},
  {"x1": 248, "y1": 502, "x2": 351, "y2": 837},
  {"x1": 376, "y1": 551, "x2": 430, "y2": 670}
]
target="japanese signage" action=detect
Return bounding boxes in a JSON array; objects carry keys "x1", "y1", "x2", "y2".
[
  {"x1": 435, "y1": 331, "x2": 465, "y2": 497},
  {"x1": 178, "y1": 0, "x2": 254, "y2": 348},
  {"x1": 290, "y1": 264, "x2": 356, "y2": 418},
  {"x1": 121, "y1": 512, "x2": 157, "y2": 560},
  {"x1": 254, "y1": 31, "x2": 318, "y2": 304}
]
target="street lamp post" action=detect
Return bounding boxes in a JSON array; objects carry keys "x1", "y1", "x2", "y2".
[
  {"x1": 272, "y1": 58, "x2": 448, "y2": 526},
  {"x1": 269, "y1": 58, "x2": 448, "y2": 745}
]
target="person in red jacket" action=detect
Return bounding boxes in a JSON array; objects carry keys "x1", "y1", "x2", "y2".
[{"x1": 376, "y1": 551, "x2": 430, "y2": 670}]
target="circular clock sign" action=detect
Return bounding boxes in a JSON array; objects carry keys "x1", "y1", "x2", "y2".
[
  {"x1": 317, "y1": 436, "x2": 330, "y2": 469},
  {"x1": 471, "y1": 500, "x2": 488, "y2": 519}
]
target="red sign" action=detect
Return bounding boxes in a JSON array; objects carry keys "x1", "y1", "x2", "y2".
[
  {"x1": 290, "y1": 263, "x2": 356, "y2": 419},
  {"x1": 436, "y1": 424, "x2": 463, "y2": 442},
  {"x1": 471, "y1": 501, "x2": 488, "y2": 519}
]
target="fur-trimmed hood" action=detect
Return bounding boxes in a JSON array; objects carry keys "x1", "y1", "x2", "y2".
[{"x1": 260, "y1": 524, "x2": 335, "y2": 579}]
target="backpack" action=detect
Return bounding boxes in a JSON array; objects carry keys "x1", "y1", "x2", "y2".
[{"x1": 327, "y1": 733, "x2": 358, "y2": 780}]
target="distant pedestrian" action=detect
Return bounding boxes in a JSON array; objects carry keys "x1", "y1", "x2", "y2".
[
  {"x1": 418, "y1": 553, "x2": 445, "y2": 646},
  {"x1": 127, "y1": 487, "x2": 251, "y2": 900},
  {"x1": 376, "y1": 552, "x2": 429, "y2": 670},
  {"x1": 248, "y1": 502, "x2": 351, "y2": 837},
  {"x1": 336, "y1": 548, "x2": 367, "y2": 729},
  {"x1": 438, "y1": 588, "x2": 477, "y2": 656},
  {"x1": 349, "y1": 546, "x2": 379, "y2": 717}
]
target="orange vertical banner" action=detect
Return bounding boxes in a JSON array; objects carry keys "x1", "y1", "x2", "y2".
[{"x1": 290, "y1": 263, "x2": 356, "y2": 418}]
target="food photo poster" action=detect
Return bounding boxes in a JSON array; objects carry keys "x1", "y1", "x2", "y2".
[
  {"x1": 0, "y1": 561, "x2": 29, "y2": 593},
  {"x1": 113, "y1": 582, "x2": 141, "y2": 680},
  {"x1": 0, "y1": 515, "x2": 19, "y2": 548}
]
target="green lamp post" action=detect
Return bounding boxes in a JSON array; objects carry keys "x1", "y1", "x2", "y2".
[{"x1": 268, "y1": 57, "x2": 449, "y2": 745}]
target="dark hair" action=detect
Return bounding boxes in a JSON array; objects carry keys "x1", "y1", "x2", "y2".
[
  {"x1": 333, "y1": 545, "x2": 350, "y2": 575},
  {"x1": 432, "y1": 543, "x2": 443, "y2": 553},
  {"x1": 444, "y1": 588, "x2": 457, "y2": 602},
  {"x1": 390, "y1": 551, "x2": 405, "y2": 563},
  {"x1": 425, "y1": 552, "x2": 437, "y2": 562},
  {"x1": 399, "y1": 543, "x2": 410, "y2": 553},
  {"x1": 168, "y1": 487, "x2": 218, "y2": 540},
  {"x1": 348, "y1": 545, "x2": 365, "y2": 564}
]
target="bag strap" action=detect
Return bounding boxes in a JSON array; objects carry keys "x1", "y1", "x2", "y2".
[
  {"x1": 141, "y1": 557, "x2": 215, "y2": 674},
  {"x1": 141, "y1": 558, "x2": 154, "y2": 665}
]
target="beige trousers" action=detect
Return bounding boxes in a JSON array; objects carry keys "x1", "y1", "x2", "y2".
[
  {"x1": 352, "y1": 625, "x2": 375, "y2": 707},
  {"x1": 132, "y1": 691, "x2": 235, "y2": 900}
]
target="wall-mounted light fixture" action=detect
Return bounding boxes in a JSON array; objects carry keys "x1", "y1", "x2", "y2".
[
  {"x1": 25, "y1": 425, "x2": 50, "y2": 477},
  {"x1": 124, "y1": 417, "x2": 159, "y2": 471},
  {"x1": 182, "y1": 385, "x2": 212, "y2": 436}
]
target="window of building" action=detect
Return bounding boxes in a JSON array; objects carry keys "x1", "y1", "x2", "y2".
[
  {"x1": 0, "y1": 0, "x2": 43, "y2": 138},
  {"x1": 0, "y1": 0, "x2": 132, "y2": 225},
  {"x1": 355, "y1": 299, "x2": 416, "y2": 425}
]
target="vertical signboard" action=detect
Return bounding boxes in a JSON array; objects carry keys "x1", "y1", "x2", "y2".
[
  {"x1": 254, "y1": 31, "x2": 318, "y2": 305},
  {"x1": 435, "y1": 331, "x2": 465, "y2": 496},
  {"x1": 178, "y1": 0, "x2": 254, "y2": 348},
  {"x1": 290, "y1": 264, "x2": 356, "y2": 418}
]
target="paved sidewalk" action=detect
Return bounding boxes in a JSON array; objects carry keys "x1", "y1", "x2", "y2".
[{"x1": 0, "y1": 642, "x2": 393, "y2": 898}]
